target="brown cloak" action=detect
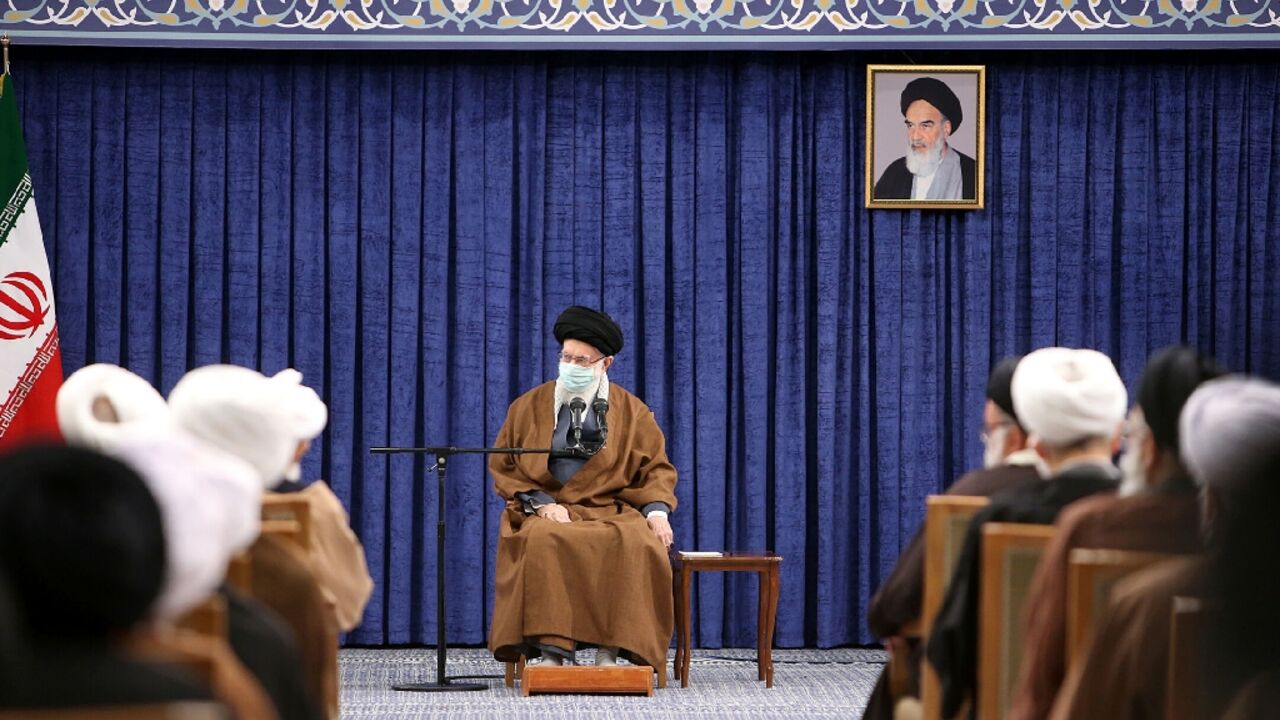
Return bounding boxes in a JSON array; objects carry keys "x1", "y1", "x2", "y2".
[{"x1": 488, "y1": 381, "x2": 678, "y2": 671}]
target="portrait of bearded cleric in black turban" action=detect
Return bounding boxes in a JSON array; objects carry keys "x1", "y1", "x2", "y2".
[{"x1": 866, "y1": 66, "x2": 986, "y2": 210}]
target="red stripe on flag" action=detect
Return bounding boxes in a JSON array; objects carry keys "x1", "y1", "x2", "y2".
[{"x1": 0, "y1": 327, "x2": 63, "y2": 450}]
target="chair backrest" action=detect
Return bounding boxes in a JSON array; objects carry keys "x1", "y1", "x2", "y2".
[
  {"x1": 260, "y1": 518, "x2": 308, "y2": 553},
  {"x1": 175, "y1": 593, "x2": 229, "y2": 641},
  {"x1": 1065, "y1": 548, "x2": 1171, "y2": 670},
  {"x1": 1165, "y1": 596, "x2": 1204, "y2": 720},
  {"x1": 921, "y1": 495, "x2": 990, "y2": 720},
  {"x1": 978, "y1": 522, "x2": 1056, "y2": 720},
  {"x1": 225, "y1": 552, "x2": 252, "y2": 594},
  {"x1": 262, "y1": 496, "x2": 313, "y2": 549}
]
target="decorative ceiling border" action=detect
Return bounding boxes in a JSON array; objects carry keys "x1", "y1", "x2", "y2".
[{"x1": 4, "y1": 0, "x2": 1278, "y2": 49}]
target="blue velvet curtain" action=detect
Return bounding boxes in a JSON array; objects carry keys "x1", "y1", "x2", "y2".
[{"x1": 16, "y1": 49, "x2": 1280, "y2": 648}]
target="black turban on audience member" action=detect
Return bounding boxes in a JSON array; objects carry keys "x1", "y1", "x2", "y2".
[
  {"x1": 553, "y1": 306, "x2": 624, "y2": 357},
  {"x1": 986, "y1": 356, "x2": 1023, "y2": 429},
  {"x1": 900, "y1": 77, "x2": 963, "y2": 132},
  {"x1": 1136, "y1": 346, "x2": 1225, "y2": 454},
  {"x1": 0, "y1": 446, "x2": 165, "y2": 640}
]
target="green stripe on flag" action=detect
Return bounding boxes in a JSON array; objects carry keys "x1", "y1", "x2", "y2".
[{"x1": 0, "y1": 73, "x2": 33, "y2": 250}]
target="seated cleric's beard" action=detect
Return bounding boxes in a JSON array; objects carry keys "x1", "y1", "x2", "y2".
[{"x1": 905, "y1": 136, "x2": 944, "y2": 177}]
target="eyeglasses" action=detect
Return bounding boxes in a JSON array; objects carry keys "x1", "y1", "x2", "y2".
[
  {"x1": 557, "y1": 351, "x2": 606, "y2": 368},
  {"x1": 979, "y1": 421, "x2": 1013, "y2": 445}
]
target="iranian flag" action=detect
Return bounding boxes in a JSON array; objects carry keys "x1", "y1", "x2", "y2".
[{"x1": 0, "y1": 71, "x2": 63, "y2": 451}]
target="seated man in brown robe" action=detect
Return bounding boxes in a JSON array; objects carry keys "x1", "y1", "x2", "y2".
[
  {"x1": 861, "y1": 356, "x2": 1041, "y2": 719},
  {"x1": 1008, "y1": 346, "x2": 1222, "y2": 720},
  {"x1": 489, "y1": 305, "x2": 677, "y2": 671}
]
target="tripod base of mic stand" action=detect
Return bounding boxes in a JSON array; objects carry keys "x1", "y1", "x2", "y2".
[{"x1": 391, "y1": 680, "x2": 488, "y2": 692}]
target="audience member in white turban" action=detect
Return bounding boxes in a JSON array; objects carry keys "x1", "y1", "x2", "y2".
[
  {"x1": 57, "y1": 364, "x2": 260, "y2": 619},
  {"x1": 926, "y1": 347, "x2": 1126, "y2": 717},
  {"x1": 1052, "y1": 376, "x2": 1280, "y2": 720},
  {"x1": 56, "y1": 363, "x2": 171, "y2": 452},
  {"x1": 170, "y1": 364, "x2": 369, "y2": 717},
  {"x1": 169, "y1": 364, "x2": 372, "y2": 632},
  {"x1": 169, "y1": 366, "x2": 328, "y2": 490},
  {"x1": 1009, "y1": 346, "x2": 1221, "y2": 720},
  {"x1": 57, "y1": 364, "x2": 317, "y2": 720}
]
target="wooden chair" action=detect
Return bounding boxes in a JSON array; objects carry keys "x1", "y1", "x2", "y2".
[
  {"x1": 175, "y1": 594, "x2": 229, "y2": 641},
  {"x1": 225, "y1": 551, "x2": 252, "y2": 594},
  {"x1": 262, "y1": 495, "x2": 314, "y2": 549},
  {"x1": 920, "y1": 495, "x2": 990, "y2": 720},
  {"x1": 977, "y1": 522, "x2": 1056, "y2": 720},
  {"x1": 260, "y1": 518, "x2": 308, "y2": 553},
  {"x1": 1165, "y1": 596, "x2": 1203, "y2": 720},
  {"x1": 0, "y1": 702, "x2": 226, "y2": 720},
  {"x1": 1065, "y1": 549, "x2": 1171, "y2": 669}
]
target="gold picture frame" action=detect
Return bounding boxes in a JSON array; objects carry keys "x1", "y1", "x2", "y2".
[{"x1": 865, "y1": 65, "x2": 986, "y2": 210}]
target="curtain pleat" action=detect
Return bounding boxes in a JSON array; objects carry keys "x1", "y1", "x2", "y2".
[{"x1": 18, "y1": 49, "x2": 1280, "y2": 647}]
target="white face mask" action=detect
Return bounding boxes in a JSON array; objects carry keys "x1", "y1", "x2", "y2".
[
  {"x1": 983, "y1": 424, "x2": 1009, "y2": 470},
  {"x1": 1118, "y1": 440, "x2": 1149, "y2": 497}
]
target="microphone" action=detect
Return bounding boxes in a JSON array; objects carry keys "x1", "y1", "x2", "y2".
[
  {"x1": 569, "y1": 397, "x2": 586, "y2": 451},
  {"x1": 591, "y1": 397, "x2": 609, "y2": 449}
]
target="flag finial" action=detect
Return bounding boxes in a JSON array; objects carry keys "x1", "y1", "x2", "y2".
[{"x1": 2, "y1": 34, "x2": 8, "y2": 77}]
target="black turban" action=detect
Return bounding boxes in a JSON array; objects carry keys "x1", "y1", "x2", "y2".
[
  {"x1": 901, "y1": 77, "x2": 963, "y2": 132},
  {"x1": 0, "y1": 446, "x2": 166, "y2": 640},
  {"x1": 986, "y1": 355, "x2": 1023, "y2": 428},
  {"x1": 1137, "y1": 346, "x2": 1225, "y2": 453},
  {"x1": 553, "y1": 305, "x2": 624, "y2": 357}
]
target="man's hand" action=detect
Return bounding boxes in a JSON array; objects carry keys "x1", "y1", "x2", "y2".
[
  {"x1": 647, "y1": 514, "x2": 674, "y2": 548},
  {"x1": 536, "y1": 503, "x2": 571, "y2": 523}
]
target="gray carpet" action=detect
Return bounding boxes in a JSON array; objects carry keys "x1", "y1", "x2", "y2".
[{"x1": 340, "y1": 647, "x2": 885, "y2": 719}]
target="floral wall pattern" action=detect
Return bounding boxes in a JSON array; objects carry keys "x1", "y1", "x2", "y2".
[{"x1": 3, "y1": 0, "x2": 1277, "y2": 47}]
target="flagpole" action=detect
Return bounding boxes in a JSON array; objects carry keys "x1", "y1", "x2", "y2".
[{"x1": 2, "y1": 34, "x2": 9, "y2": 76}]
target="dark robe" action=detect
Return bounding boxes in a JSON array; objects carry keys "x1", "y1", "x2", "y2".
[
  {"x1": 860, "y1": 462, "x2": 1041, "y2": 720},
  {"x1": 489, "y1": 381, "x2": 678, "y2": 671},
  {"x1": 223, "y1": 585, "x2": 322, "y2": 720},
  {"x1": 1009, "y1": 489, "x2": 1202, "y2": 720},
  {"x1": 925, "y1": 460, "x2": 1120, "y2": 718},
  {"x1": 873, "y1": 150, "x2": 977, "y2": 201},
  {"x1": 1049, "y1": 556, "x2": 1205, "y2": 720},
  {"x1": 0, "y1": 638, "x2": 213, "y2": 710}
]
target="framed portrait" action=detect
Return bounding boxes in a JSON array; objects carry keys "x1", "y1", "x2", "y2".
[{"x1": 865, "y1": 65, "x2": 986, "y2": 210}]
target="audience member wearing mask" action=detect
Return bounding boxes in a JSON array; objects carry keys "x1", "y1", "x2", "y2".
[
  {"x1": 1051, "y1": 376, "x2": 1280, "y2": 720},
  {"x1": 861, "y1": 356, "x2": 1041, "y2": 720},
  {"x1": 927, "y1": 347, "x2": 1126, "y2": 717},
  {"x1": 1008, "y1": 346, "x2": 1222, "y2": 720}
]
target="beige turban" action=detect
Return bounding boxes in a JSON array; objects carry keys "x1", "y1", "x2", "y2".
[
  {"x1": 109, "y1": 429, "x2": 262, "y2": 620},
  {"x1": 57, "y1": 364, "x2": 170, "y2": 451},
  {"x1": 1179, "y1": 376, "x2": 1280, "y2": 490},
  {"x1": 168, "y1": 365, "x2": 328, "y2": 489},
  {"x1": 1011, "y1": 347, "x2": 1127, "y2": 447}
]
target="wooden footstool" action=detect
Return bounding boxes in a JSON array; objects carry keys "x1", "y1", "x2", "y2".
[{"x1": 671, "y1": 551, "x2": 782, "y2": 688}]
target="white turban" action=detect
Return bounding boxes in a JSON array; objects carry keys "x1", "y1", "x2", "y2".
[
  {"x1": 1011, "y1": 347, "x2": 1127, "y2": 447},
  {"x1": 109, "y1": 429, "x2": 262, "y2": 620},
  {"x1": 168, "y1": 365, "x2": 328, "y2": 489},
  {"x1": 57, "y1": 364, "x2": 171, "y2": 451},
  {"x1": 1179, "y1": 376, "x2": 1280, "y2": 490}
]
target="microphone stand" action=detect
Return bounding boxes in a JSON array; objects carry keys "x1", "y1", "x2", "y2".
[{"x1": 369, "y1": 445, "x2": 559, "y2": 692}]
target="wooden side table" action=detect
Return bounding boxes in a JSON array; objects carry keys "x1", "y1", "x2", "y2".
[{"x1": 671, "y1": 552, "x2": 782, "y2": 688}]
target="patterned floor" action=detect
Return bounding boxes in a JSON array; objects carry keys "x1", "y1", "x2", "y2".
[{"x1": 339, "y1": 647, "x2": 885, "y2": 719}]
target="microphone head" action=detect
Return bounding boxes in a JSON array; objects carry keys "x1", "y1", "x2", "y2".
[
  {"x1": 592, "y1": 397, "x2": 609, "y2": 413},
  {"x1": 570, "y1": 397, "x2": 586, "y2": 411}
]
